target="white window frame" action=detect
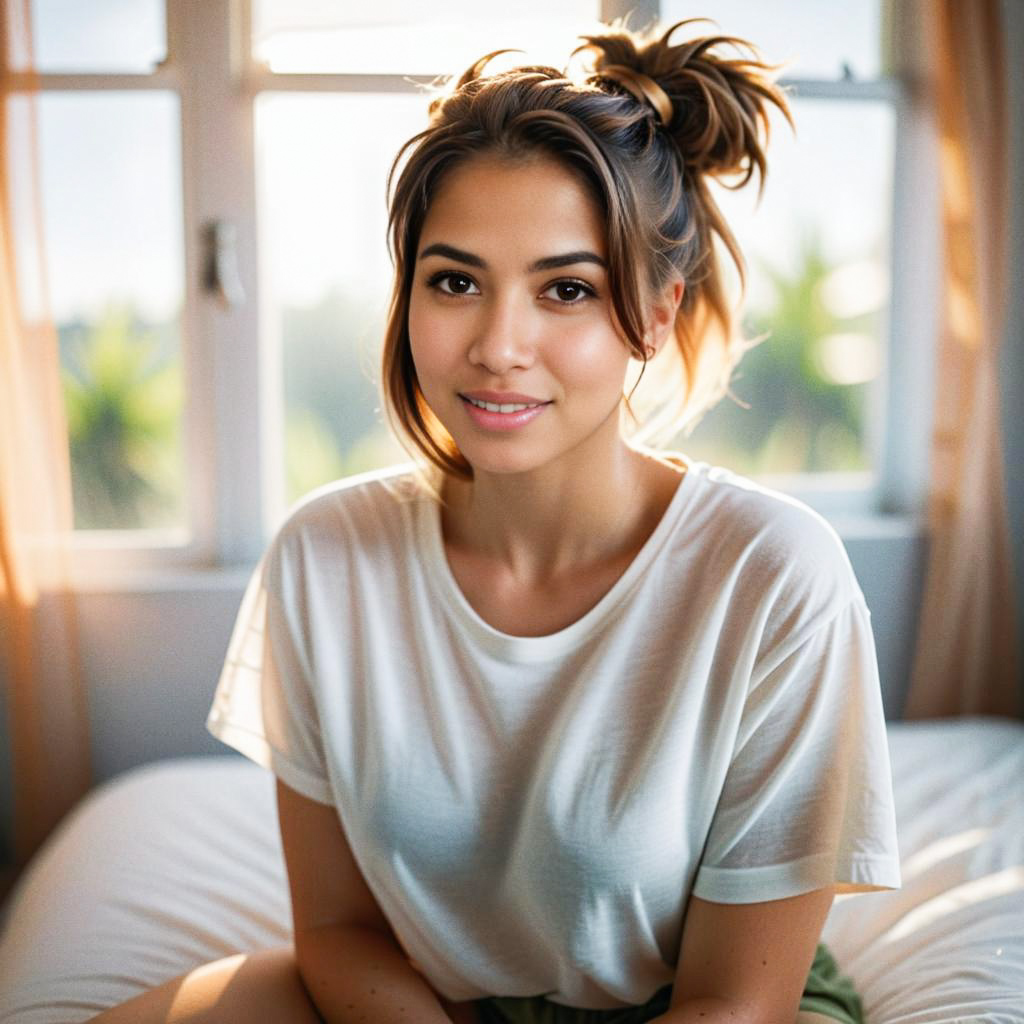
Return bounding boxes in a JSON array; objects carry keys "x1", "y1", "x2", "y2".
[{"x1": 32, "y1": 0, "x2": 933, "y2": 584}]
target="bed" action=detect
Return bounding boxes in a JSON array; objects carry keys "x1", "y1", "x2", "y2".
[{"x1": 0, "y1": 715, "x2": 1022, "y2": 1024}]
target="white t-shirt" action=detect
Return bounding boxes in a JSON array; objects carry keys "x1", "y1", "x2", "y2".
[{"x1": 206, "y1": 454, "x2": 901, "y2": 1010}]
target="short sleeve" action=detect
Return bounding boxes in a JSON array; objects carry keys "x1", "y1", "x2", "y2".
[
  {"x1": 693, "y1": 593, "x2": 902, "y2": 904},
  {"x1": 205, "y1": 546, "x2": 334, "y2": 805}
]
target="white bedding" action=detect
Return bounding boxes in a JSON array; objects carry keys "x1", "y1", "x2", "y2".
[{"x1": 0, "y1": 716, "x2": 1021, "y2": 1024}]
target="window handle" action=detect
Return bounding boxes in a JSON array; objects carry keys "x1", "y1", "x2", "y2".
[{"x1": 201, "y1": 219, "x2": 245, "y2": 308}]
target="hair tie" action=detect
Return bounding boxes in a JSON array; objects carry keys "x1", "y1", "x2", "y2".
[{"x1": 594, "y1": 65, "x2": 673, "y2": 128}]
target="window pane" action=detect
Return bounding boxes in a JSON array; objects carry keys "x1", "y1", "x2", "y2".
[
  {"x1": 29, "y1": 0, "x2": 166, "y2": 74},
  {"x1": 36, "y1": 92, "x2": 186, "y2": 530},
  {"x1": 256, "y1": 93, "x2": 427, "y2": 509},
  {"x1": 252, "y1": 0, "x2": 600, "y2": 75},
  {"x1": 661, "y1": 0, "x2": 882, "y2": 80},
  {"x1": 669, "y1": 98, "x2": 894, "y2": 478}
]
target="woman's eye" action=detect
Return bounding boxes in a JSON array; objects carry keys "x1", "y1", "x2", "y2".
[
  {"x1": 540, "y1": 280, "x2": 598, "y2": 303},
  {"x1": 430, "y1": 272, "x2": 478, "y2": 296},
  {"x1": 426, "y1": 272, "x2": 595, "y2": 304},
  {"x1": 545, "y1": 280, "x2": 596, "y2": 304}
]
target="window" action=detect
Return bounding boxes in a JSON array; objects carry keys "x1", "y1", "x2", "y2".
[
  {"x1": 21, "y1": 0, "x2": 933, "y2": 574},
  {"x1": 22, "y1": 1, "x2": 188, "y2": 560},
  {"x1": 658, "y1": 0, "x2": 901, "y2": 510}
]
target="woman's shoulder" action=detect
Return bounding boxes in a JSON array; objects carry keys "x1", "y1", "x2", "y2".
[
  {"x1": 675, "y1": 456, "x2": 844, "y2": 547},
  {"x1": 675, "y1": 457, "x2": 865, "y2": 635},
  {"x1": 266, "y1": 461, "x2": 433, "y2": 568},
  {"x1": 701, "y1": 463, "x2": 848, "y2": 557},
  {"x1": 287, "y1": 460, "x2": 427, "y2": 522}
]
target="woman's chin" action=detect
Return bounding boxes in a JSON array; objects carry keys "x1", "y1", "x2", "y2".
[
  {"x1": 461, "y1": 451, "x2": 549, "y2": 477},
  {"x1": 446, "y1": 434, "x2": 556, "y2": 477}
]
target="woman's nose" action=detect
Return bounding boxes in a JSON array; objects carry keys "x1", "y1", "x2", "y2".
[{"x1": 466, "y1": 294, "x2": 535, "y2": 374}]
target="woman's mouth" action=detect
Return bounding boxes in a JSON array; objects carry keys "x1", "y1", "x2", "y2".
[
  {"x1": 463, "y1": 396, "x2": 544, "y2": 413},
  {"x1": 458, "y1": 393, "x2": 551, "y2": 431}
]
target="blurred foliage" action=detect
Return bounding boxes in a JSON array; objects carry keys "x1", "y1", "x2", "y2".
[
  {"x1": 281, "y1": 285, "x2": 406, "y2": 505},
  {"x1": 285, "y1": 407, "x2": 346, "y2": 502},
  {"x1": 674, "y1": 224, "x2": 882, "y2": 475},
  {"x1": 60, "y1": 303, "x2": 182, "y2": 529}
]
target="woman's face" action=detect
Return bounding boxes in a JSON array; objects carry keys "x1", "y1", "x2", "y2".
[{"x1": 407, "y1": 152, "x2": 640, "y2": 479}]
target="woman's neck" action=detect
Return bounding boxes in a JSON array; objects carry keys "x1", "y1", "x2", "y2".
[{"x1": 439, "y1": 442, "x2": 684, "y2": 587}]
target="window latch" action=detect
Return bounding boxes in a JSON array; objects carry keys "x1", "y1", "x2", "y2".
[{"x1": 201, "y1": 219, "x2": 245, "y2": 309}]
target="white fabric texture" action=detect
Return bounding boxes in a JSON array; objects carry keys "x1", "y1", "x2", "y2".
[
  {"x1": 2, "y1": 721, "x2": 1022, "y2": 1024},
  {"x1": 203, "y1": 456, "x2": 901, "y2": 1009}
]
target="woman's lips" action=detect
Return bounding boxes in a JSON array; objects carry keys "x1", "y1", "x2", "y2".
[
  {"x1": 459, "y1": 394, "x2": 551, "y2": 431},
  {"x1": 460, "y1": 391, "x2": 549, "y2": 406}
]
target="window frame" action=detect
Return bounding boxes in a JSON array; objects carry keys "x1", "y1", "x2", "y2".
[{"x1": 21, "y1": 0, "x2": 935, "y2": 581}]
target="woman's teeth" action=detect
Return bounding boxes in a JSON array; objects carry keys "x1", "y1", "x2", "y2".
[{"x1": 465, "y1": 397, "x2": 543, "y2": 413}]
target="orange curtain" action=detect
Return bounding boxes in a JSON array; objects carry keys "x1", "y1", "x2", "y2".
[
  {"x1": 903, "y1": 0, "x2": 1021, "y2": 719},
  {"x1": 0, "y1": 0, "x2": 92, "y2": 892}
]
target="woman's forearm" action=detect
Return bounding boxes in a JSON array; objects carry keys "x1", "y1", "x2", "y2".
[
  {"x1": 650, "y1": 997, "x2": 757, "y2": 1024},
  {"x1": 295, "y1": 923, "x2": 456, "y2": 1024}
]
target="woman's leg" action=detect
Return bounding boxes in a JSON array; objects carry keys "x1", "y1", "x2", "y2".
[{"x1": 85, "y1": 946, "x2": 324, "y2": 1024}]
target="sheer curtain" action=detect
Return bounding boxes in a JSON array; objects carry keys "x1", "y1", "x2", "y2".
[
  {"x1": 0, "y1": 0, "x2": 92, "y2": 894},
  {"x1": 903, "y1": 0, "x2": 1021, "y2": 719}
]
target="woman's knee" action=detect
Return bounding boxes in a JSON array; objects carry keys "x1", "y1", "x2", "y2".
[{"x1": 86, "y1": 946, "x2": 324, "y2": 1024}]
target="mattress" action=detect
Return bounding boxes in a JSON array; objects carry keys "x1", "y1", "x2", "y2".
[{"x1": 0, "y1": 716, "x2": 1021, "y2": 1023}]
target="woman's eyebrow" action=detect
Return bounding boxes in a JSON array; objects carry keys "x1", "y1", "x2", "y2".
[{"x1": 418, "y1": 242, "x2": 606, "y2": 272}]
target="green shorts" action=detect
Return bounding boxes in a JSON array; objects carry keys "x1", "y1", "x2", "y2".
[{"x1": 474, "y1": 942, "x2": 862, "y2": 1024}]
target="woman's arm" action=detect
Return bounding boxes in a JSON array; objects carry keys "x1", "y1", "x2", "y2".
[
  {"x1": 650, "y1": 886, "x2": 836, "y2": 1023},
  {"x1": 277, "y1": 778, "x2": 458, "y2": 1023},
  {"x1": 296, "y1": 923, "x2": 459, "y2": 1023}
]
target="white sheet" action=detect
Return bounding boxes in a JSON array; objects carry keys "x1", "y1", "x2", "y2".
[{"x1": 0, "y1": 716, "x2": 1021, "y2": 1023}]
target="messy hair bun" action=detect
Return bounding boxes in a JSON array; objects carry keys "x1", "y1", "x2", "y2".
[
  {"x1": 578, "y1": 18, "x2": 789, "y2": 185},
  {"x1": 382, "y1": 17, "x2": 794, "y2": 479}
]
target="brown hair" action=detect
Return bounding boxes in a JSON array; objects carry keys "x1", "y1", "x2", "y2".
[{"x1": 381, "y1": 17, "x2": 795, "y2": 480}]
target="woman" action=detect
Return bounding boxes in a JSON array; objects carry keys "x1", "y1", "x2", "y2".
[{"x1": 90, "y1": 16, "x2": 901, "y2": 1024}]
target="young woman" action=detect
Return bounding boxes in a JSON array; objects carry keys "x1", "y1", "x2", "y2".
[{"x1": 90, "y1": 16, "x2": 901, "y2": 1024}]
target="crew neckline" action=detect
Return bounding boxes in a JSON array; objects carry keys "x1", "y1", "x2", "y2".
[{"x1": 416, "y1": 453, "x2": 704, "y2": 663}]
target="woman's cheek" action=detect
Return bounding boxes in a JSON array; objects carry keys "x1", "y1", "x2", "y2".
[
  {"x1": 408, "y1": 307, "x2": 444, "y2": 376},
  {"x1": 410, "y1": 299, "x2": 464, "y2": 362},
  {"x1": 555, "y1": 325, "x2": 630, "y2": 387}
]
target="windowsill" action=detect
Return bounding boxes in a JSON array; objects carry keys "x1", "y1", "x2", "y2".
[
  {"x1": 826, "y1": 511, "x2": 927, "y2": 540},
  {"x1": 70, "y1": 564, "x2": 255, "y2": 594},
  {"x1": 67, "y1": 512, "x2": 928, "y2": 594}
]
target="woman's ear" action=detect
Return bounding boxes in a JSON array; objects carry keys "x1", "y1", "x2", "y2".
[{"x1": 643, "y1": 276, "x2": 685, "y2": 358}]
